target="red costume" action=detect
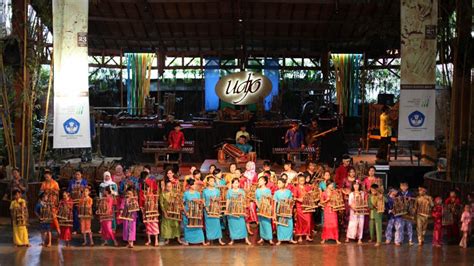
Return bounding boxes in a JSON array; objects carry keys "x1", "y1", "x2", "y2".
[
  {"x1": 239, "y1": 176, "x2": 258, "y2": 223},
  {"x1": 334, "y1": 165, "x2": 349, "y2": 189},
  {"x1": 168, "y1": 130, "x2": 185, "y2": 149},
  {"x1": 431, "y1": 202, "x2": 443, "y2": 246},
  {"x1": 444, "y1": 196, "x2": 461, "y2": 241},
  {"x1": 294, "y1": 185, "x2": 314, "y2": 236}
]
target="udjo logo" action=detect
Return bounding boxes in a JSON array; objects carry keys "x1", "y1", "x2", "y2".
[
  {"x1": 63, "y1": 118, "x2": 80, "y2": 135},
  {"x1": 215, "y1": 71, "x2": 272, "y2": 105},
  {"x1": 408, "y1": 111, "x2": 425, "y2": 127}
]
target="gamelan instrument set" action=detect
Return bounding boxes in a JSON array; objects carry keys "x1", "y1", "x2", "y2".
[
  {"x1": 275, "y1": 198, "x2": 294, "y2": 227},
  {"x1": 186, "y1": 199, "x2": 204, "y2": 228},
  {"x1": 119, "y1": 196, "x2": 140, "y2": 221},
  {"x1": 12, "y1": 201, "x2": 29, "y2": 226}
]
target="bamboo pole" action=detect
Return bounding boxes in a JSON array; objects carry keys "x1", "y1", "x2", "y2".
[
  {"x1": 0, "y1": 57, "x2": 15, "y2": 167},
  {"x1": 20, "y1": 0, "x2": 28, "y2": 178},
  {"x1": 39, "y1": 54, "x2": 53, "y2": 163}
]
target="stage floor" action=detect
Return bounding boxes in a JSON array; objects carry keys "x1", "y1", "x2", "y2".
[{"x1": 0, "y1": 219, "x2": 471, "y2": 266}]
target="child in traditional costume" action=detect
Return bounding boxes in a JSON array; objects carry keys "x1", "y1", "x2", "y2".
[
  {"x1": 226, "y1": 178, "x2": 252, "y2": 245},
  {"x1": 203, "y1": 176, "x2": 225, "y2": 245},
  {"x1": 320, "y1": 180, "x2": 341, "y2": 245},
  {"x1": 79, "y1": 187, "x2": 94, "y2": 246},
  {"x1": 431, "y1": 196, "x2": 443, "y2": 247},
  {"x1": 35, "y1": 192, "x2": 52, "y2": 247},
  {"x1": 368, "y1": 183, "x2": 384, "y2": 247},
  {"x1": 58, "y1": 191, "x2": 73, "y2": 247},
  {"x1": 10, "y1": 189, "x2": 29, "y2": 247},
  {"x1": 255, "y1": 176, "x2": 273, "y2": 245},
  {"x1": 274, "y1": 177, "x2": 297, "y2": 245},
  {"x1": 160, "y1": 181, "x2": 183, "y2": 245},
  {"x1": 459, "y1": 204, "x2": 471, "y2": 248},
  {"x1": 415, "y1": 186, "x2": 433, "y2": 246}
]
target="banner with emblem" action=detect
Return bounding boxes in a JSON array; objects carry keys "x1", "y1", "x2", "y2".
[
  {"x1": 52, "y1": 0, "x2": 91, "y2": 148},
  {"x1": 398, "y1": 0, "x2": 437, "y2": 141}
]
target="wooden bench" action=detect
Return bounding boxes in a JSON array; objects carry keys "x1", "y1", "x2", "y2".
[{"x1": 142, "y1": 141, "x2": 194, "y2": 165}]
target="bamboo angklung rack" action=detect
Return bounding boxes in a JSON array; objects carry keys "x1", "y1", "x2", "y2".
[
  {"x1": 227, "y1": 193, "x2": 246, "y2": 218},
  {"x1": 96, "y1": 197, "x2": 113, "y2": 222},
  {"x1": 207, "y1": 197, "x2": 222, "y2": 218},
  {"x1": 257, "y1": 195, "x2": 273, "y2": 219},
  {"x1": 275, "y1": 198, "x2": 294, "y2": 227},
  {"x1": 187, "y1": 199, "x2": 204, "y2": 228},
  {"x1": 119, "y1": 196, "x2": 139, "y2": 221},
  {"x1": 143, "y1": 194, "x2": 159, "y2": 222},
  {"x1": 12, "y1": 201, "x2": 29, "y2": 226},
  {"x1": 301, "y1": 189, "x2": 320, "y2": 213},
  {"x1": 353, "y1": 192, "x2": 369, "y2": 215},
  {"x1": 330, "y1": 190, "x2": 346, "y2": 212},
  {"x1": 219, "y1": 186, "x2": 228, "y2": 213},
  {"x1": 57, "y1": 201, "x2": 73, "y2": 226},
  {"x1": 166, "y1": 192, "x2": 183, "y2": 221},
  {"x1": 39, "y1": 202, "x2": 53, "y2": 223}
]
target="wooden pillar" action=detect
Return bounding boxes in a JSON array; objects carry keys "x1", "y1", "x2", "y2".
[
  {"x1": 119, "y1": 49, "x2": 123, "y2": 108},
  {"x1": 447, "y1": 0, "x2": 472, "y2": 181}
]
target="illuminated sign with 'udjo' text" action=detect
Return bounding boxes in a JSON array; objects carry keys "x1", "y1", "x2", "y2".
[{"x1": 215, "y1": 71, "x2": 272, "y2": 105}]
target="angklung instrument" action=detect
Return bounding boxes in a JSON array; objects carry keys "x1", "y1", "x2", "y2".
[
  {"x1": 39, "y1": 202, "x2": 53, "y2": 223},
  {"x1": 165, "y1": 192, "x2": 183, "y2": 221},
  {"x1": 57, "y1": 200, "x2": 73, "y2": 226},
  {"x1": 227, "y1": 192, "x2": 246, "y2": 217},
  {"x1": 12, "y1": 200, "x2": 29, "y2": 226},
  {"x1": 95, "y1": 197, "x2": 113, "y2": 221},
  {"x1": 393, "y1": 196, "x2": 408, "y2": 217},
  {"x1": 71, "y1": 183, "x2": 84, "y2": 203},
  {"x1": 187, "y1": 199, "x2": 204, "y2": 228},
  {"x1": 44, "y1": 189, "x2": 59, "y2": 208},
  {"x1": 330, "y1": 190, "x2": 345, "y2": 212},
  {"x1": 376, "y1": 194, "x2": 385, "y2": 213},
  {"x1": 257, "y1": 195, "x2": 274, "y2": 219},
  {"x1": 143, "y1": 194, "x2": 159, "y2": 222},
  {"x1": 207, "y1": 197, "x2": 222, "y2": 218},
  {"x1": 78, "y1": 198, "x2": 93, "y2": 219},
  {"x1": 119, "y1": 196, "x2": 139, "y2": 221},
  {"x1": 301, "y1": 189, "x2": 320, "y2": 213},
  {"x1": 353, "y1": 192, "x2": 368, "y2": 215},
  {"x1": 401, "y1": 197, "x2": 417, "y2": 222},
  {"x1": 275, "y1": 198, "x2": 294, "y2": 227}
]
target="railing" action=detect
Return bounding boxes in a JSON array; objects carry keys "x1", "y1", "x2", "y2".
[{"x1": 424, "y1": 171, "x2": 474, "y2": 199}]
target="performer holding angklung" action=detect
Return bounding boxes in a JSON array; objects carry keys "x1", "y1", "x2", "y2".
[
  {"x1": 345, "y1": 181, "x2": 366, "y2": 244},
  {"x1": 273, "y1": 177, "x2": 297, "y2": 245},
  {"x1": 255, "y1": 175, "x2": 274, "y2": 245},
  {"x1": 140, "y1": 171, "x2": 160, "y2": 246},
  {"x1": 58, "y1": 191, "x2": 74, "y2": 247},
  {"x1": 226, "y1": 178, "x2": 252, "y2": 246},
  {"x1": 368, "y1": 183, "x2": 385, "y2": 247},
  {"x1": 294, "y1": 174, "x2": 314, "y2": 243},
  {"x1": 120, "y1": 188, "x2": 139, "y2": 248},
  {"x1": 97, "y1": 186, "x2": 118, "y2": 247},
  {"x1": 240, "y1": 161, "x2": 258, "y2": 235},
  {"x1": 335, "y1": 155, "x2": 351, "y2": 189},
  {"x1": 431, "y1": 196, "x2": 443, "y2": 247},
  {"x1": 10, "y1": 189, "x2": 29, "y2": 247},
  {"x1": 35, "y1": 192, "x2": 53, "y2": 247},
  {"x1": 40, "y1": 170, "x2": 60, "y2": 235},
  {"x1": 203, "y1": 176, "x2": 225, "y2": 245},
  {"x1": 414, "y1": 185, "x2": 433, "y2": 246},
  {"x1": 396, "y1": 181, "x2": 414, "y2": 246},
  {"x1": 160, "y1": 181, "x2": 183, "y2": 245},
  {"x1": 385, "y1": 189, "x2": 400, "y2": 244},
  {"x1": 182, "y1": 179, "x2": 207, "y2": 246},
  {"x1": 320, "y1": 180, "x2": 341, "y2": 245},
  {"x1": 67, "y1": 169, "x2": 88, "y2": 234},
  {"x1": 79, "y1": 187, "x2": 94, "y2": 246}
]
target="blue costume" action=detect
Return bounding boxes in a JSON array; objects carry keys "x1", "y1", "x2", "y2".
[
  {"x1": 226, "y1": 189, "x2": 248, "y2": 240},
  {"x1": 274, "y1": 189, "x2": 294, "y2": 241},
  {"x1": 385, "y1": 196, "x2": 401, "y2": 242},
  {"x1": 203, "y1": 187, "x2": 223, "y2": 241},
  {"x1": 35, "y1": 201, "x2": 51, "y2": 231},
  {"x1": 256, "y1": 187, "x2": 273, "y2": 241},
  {"x1": 183, "y1": 190, "x2": 205, "y2": 244},
  {"x1": 285, "y1": 129, "x2": 304, "y2": 149},
  {"x1": 236, "y1": 143, "x2": 253, "y2": 154},
  {"x1": 67, "y1": 178, "x2": 88, "y2": 232}
]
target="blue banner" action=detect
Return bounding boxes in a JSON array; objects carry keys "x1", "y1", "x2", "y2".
[
  {"x1": 264, "y1": 58, "x2": 279, "y2": 111},
  {"x1": 204, "y1": 58, "x2": 220, "y2": 111}
]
